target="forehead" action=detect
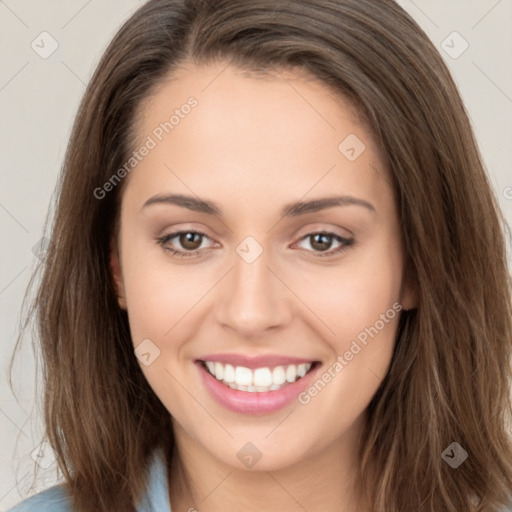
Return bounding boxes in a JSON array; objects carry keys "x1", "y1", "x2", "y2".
[
  {"x1": 124, "y1": 61, "x2": 391, "y2": 215},
  {"x1": 137, "y1": 61, "x2": 367, "y2": 144}
]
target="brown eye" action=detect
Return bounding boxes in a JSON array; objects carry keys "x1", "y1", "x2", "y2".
[
  {"x1": 295, "y1": 231, "x2": 354, "y2": 258},
  {"x1": 309, "y1": 233, "x2": 334, "y2": 252},
  {"x1": 157, "y1": 230, "x2": 213, "y2": 258},
  {"x1": 178, "y1": 232, "x2": 203, "y2": 250}
]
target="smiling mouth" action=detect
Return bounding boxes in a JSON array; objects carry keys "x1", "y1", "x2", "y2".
[{"x1": 199, "y1": 360, "x2": 320, "y2": 393}]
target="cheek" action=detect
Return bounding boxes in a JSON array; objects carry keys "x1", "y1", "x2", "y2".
[
  {"x1": 120, "y1": 245, "x2": 207, "y2": 421},
  {"x1": 291, "y1": 232, "x2": 403, "y2": 415},
  {"x1": 296, "y1": 271, "x2": 402, "y2": 438},
  {"x1": 292, "y1": 232, "x2": 404, "y2": 340},
  {"x1": 120, "y1": 239, "x2": 212, "y2": 343}
]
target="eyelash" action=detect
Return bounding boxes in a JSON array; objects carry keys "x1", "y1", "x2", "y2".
[{"x1": 156, "y1": 230, "x2": 354, "y2": 259}]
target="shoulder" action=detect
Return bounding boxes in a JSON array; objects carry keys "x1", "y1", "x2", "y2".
[
  {"x1": 6, "y1": 448, "x2": 171, "y2": 512},
  {"x1": 7, "y1": 484, "x2": 72, "y2": 512}
]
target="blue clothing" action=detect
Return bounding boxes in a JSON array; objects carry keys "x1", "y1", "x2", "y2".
[
  {"x1": 7, "y1": 449, "x2": 172, "y2": 512},
  {"x1": 7, "y1": 449, "x2": 512, "y2": 511}
]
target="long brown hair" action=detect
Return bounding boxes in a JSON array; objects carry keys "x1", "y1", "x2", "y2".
[{"x1": 10, "y1": 0, "x2": 512, "y2": 510}]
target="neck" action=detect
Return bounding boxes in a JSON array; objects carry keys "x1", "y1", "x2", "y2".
[{"x1": 168, "y1": 417, "x2": 373, "y2": 512}]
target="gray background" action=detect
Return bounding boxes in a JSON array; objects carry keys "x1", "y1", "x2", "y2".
[{"x1": 1, "y1": 0, "x2": 511, "y2": 508}]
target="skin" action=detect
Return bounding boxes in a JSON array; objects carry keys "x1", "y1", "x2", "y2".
[{"x1": 110, "y1": 61, "x2": 416, "y2": 512}]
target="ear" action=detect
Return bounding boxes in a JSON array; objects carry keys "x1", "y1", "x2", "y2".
[{"x1": 109, "y1": 238, "x2": 127, "y2": 310}]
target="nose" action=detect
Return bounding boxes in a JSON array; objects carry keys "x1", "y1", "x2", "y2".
[{"x1": 215, "y1": 246, "x2": 293, "y2": 340}]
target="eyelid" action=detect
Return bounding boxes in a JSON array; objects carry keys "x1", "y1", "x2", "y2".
[{"x1": 293, "y1": 222, "x2": 355, "y2": 239}]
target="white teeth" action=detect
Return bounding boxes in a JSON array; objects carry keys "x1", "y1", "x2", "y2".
[
  {"x1": 223, "y1": 364, "x2": 235, "y2": 383},
  {"x1": 285, "y1": 365, "x2": 297, "y2": 383},
  {"x1": 297, "y1": 363, "x2": 308, "y2": 377},
  {"x1": 253, "y1": 368, "x2": 272, "y2": 387},
  {"x1": 204, "y1": 361, "x2": 314, "y2": 392},
  {"x1": 272, "y1": 366, "x2": 286, "y2": 385},
  {"x1": 235, "y1": 366, "x2": 253, "y2": 386},
  {"x1": 214, "y1": 362, "x2": 224, "y2": 381}
]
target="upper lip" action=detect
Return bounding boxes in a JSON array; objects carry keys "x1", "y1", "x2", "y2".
[{"x1": 197, "y1": 353, "x2": 319, "y2": 369}]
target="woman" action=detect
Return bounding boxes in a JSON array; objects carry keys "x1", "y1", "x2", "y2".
[{"x1": 8, "y1": 0, "x2": 512, "y2": 510}]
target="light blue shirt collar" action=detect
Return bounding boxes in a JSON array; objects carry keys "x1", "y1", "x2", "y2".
[{"x1": 137, "y1": 448, "x2": 172, "y2": 512}]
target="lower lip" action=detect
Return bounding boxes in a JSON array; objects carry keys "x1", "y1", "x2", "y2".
[{"x1": 197, "y1": 362, "x2": 320, "y2": 415}]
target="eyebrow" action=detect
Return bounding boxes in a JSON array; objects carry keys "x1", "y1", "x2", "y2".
[{"x1": 141, "y1": 193, "x2": 376, "y2": 217}]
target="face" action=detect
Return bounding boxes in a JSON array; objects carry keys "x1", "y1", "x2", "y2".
[{"x1": 111, "y1": 61, "x2": 415, "y2": 472}]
